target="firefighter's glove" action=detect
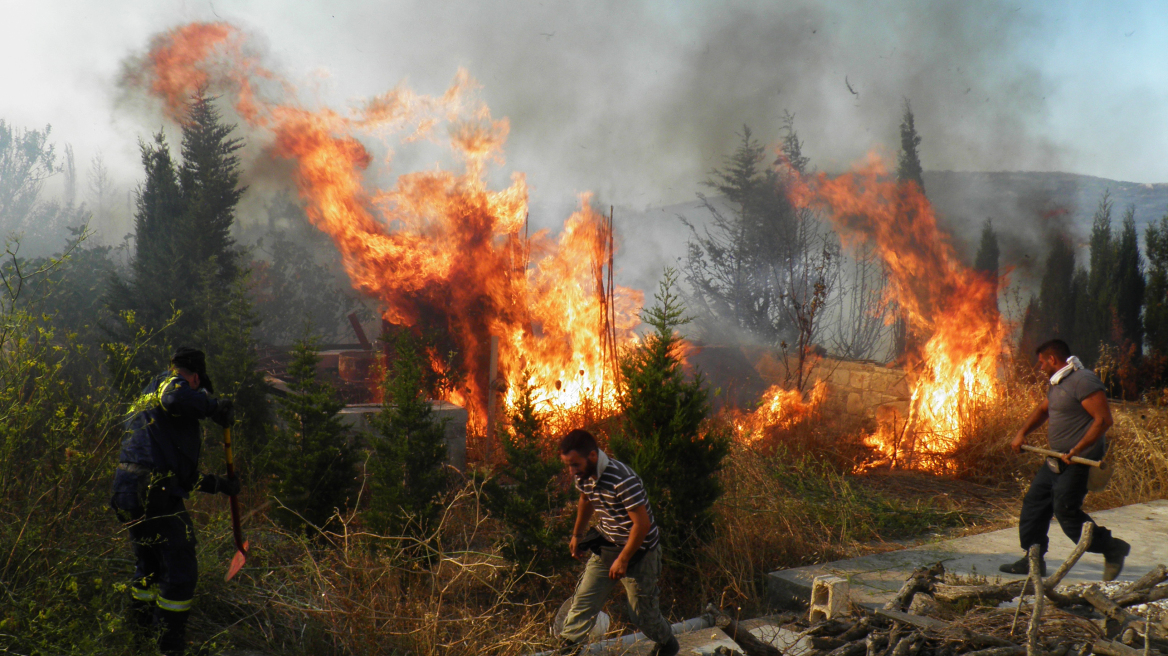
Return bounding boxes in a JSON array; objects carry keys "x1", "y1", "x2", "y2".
[
  {"x1": 198, "y1": 473, "x2": 241, "y2": 496},
  {"x1": 212, "y1": 399, "x2": 235, "y2": 428}
]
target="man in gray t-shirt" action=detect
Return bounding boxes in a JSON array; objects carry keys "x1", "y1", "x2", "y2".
[{"x1": 1002, "y1": 339, "x2": 1130, "y2": 581}]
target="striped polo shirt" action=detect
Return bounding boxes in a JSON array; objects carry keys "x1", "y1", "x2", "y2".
[{"x1": 575, "y1": 450, "x2": 660, "y2": 550}]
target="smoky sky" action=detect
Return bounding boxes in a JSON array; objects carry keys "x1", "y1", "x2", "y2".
[{"x1": 2, "y1": 0, "x2": 1164, "y2": 243}]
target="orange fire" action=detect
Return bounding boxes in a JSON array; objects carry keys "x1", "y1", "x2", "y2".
[
  {"x1": 128, "y1": 22, "x2": 642, "y2": 427},
  {"x1": 790, "y1": 154, "x2": 1008, "y2": 471},
  {"x1": 733, "y1": 381, "x2": 829, "y2": 447}
]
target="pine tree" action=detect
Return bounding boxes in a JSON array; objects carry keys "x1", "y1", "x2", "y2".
[
  {"x1": 973, "y1": 219, "x2": 1000, "y2": 317},
  {"x1": 1145, "y1": 214, "x2": 1168, "y2": 356},
  {"x1": 366, "y1": 335, "x2": 450, "y2": 537},
  {"x1": 481, "y1": 374, "x2": 572, "y2": 574},
  {"x1": 684, "y1": 119, "x2": 809, "y2": 347},
  {"x1": 269, "y1": 336, "x2": 358, "y2": 535},
  {"x1": 609, "y1": 269, "x2": 730, "y2": 552},
  {"x1": 177, "y1": 91, "x2": 244, "y2": 288},
  {"x1": 107, "y1": 90, "x2": 246, "y2": 348},
  {"x1": 1113, "y1": 206, "x2": 1146, "y2": 354}
]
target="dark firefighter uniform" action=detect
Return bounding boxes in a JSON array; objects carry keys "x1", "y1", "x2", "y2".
[{"x1": 110, "y1": 348, "x2": 235, "y2": 655}]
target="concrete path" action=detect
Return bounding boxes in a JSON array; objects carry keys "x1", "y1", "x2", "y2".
[{"x1": 768, "y1": 499, "x2": 1168, "y2": 607}]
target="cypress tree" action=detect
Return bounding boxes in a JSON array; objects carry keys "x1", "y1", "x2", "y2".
[
  {"x1": 897, "y1": 100, "x2": 925, "y2": 193},
  {"x1": 973, "y1": 219, "x2": 1000, "y2": 318},
  {"x1": 1037, "y1": 236, "x2": 1077, "y2": 340},
  {"x1": 1145, "y1": 214, "x2": 1168, "y2": 357},
  {"x1": 892, "y1": 100, "x2": 925, "y2": 358},
  {"x1": 1113, "y1": 206, "x2": 1146, "y2": 353},
  {"x1": 1077, "y1": 192, "x2": 1116, "y2": 365},
  {"x1": 609, "y1": 269, "x2": 730, "y2": 552}
]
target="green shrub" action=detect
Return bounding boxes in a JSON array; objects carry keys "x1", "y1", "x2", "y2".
[
  {"x1": 610, "y1": 269, "x2": 730, "y2": 553},
  {"x1": 269, "y1": 336, "x2": 359, "y2": 536},
  {"x1": 366, "y1": 334, "x2": 450, "y2": 538},
  {"x1": 481, "y1": 373, "x2": 572, "y2": 574}
]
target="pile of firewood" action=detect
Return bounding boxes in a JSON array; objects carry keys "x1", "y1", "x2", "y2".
[{"x1": 708, "y1": 524, "x2": 1168, "y2": 656}]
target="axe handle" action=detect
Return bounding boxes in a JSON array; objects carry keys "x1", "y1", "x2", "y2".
[
  {"x1": 224, "y1": 427, "x2": 246, "y2": 554},
  {"x1": 1021, "y1": 444, "x2": 1102, "y2": 468}
]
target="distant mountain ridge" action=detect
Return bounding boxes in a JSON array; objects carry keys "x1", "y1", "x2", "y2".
[
  {"x1": 610, "y1": 171, "x2": 1168, "y2": 295},
  {"x1": 925, "y1": 170, "x2": 1168, "y2": 246}
]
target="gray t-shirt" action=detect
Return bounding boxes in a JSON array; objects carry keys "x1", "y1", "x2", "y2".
[{"x1": 1047, "y1": 368, "x2": 1107, "y2": 459}]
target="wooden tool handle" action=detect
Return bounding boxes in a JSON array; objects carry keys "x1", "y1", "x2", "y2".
[
  {"x1": 1021, "y1": 444, "x2": 1102, "y2": 468},
  {"x1": 223, "y1": 427, "x2": 246, "y2": 554}
]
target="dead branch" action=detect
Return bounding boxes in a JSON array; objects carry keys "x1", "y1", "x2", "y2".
[
  {"x1": 883, "y1": 563, "x2": 945, "y2": 612},
  {"x1": 1027, "y1": 545, "x2": 1044, "y2": 656}
]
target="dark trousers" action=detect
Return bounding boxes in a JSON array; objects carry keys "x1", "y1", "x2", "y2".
[
  {"x1": 112, "y1": 469, "x2": 198, "y2": 654},
  {"x1": 1019, "y1": 462, "x2": 1113, "y2": 555}
]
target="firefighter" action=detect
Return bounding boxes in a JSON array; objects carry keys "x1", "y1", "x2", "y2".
[{"x1": 110, "y1": 347, "x2": 238, "y2": 656}]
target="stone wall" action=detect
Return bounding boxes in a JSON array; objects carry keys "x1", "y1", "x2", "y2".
[
  {"x1": 806, "y1": 358, "x2": 911, "y2": 419},
  {"x1": 748, "y1": 352, "x2": 911, "y2": 420}
]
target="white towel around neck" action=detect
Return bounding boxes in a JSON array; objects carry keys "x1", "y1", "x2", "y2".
[{"x1": 1050, "y1": 355, "x2": 1084, "y2": 385}]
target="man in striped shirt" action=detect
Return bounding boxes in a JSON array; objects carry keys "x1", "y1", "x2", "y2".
[{"x1": 557, "y1": 429, "x2": 678, "y2": 656}]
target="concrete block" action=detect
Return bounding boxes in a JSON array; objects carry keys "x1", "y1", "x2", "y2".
[{"x1": 809, "y1": 575, "x2": 850, "y2": 622}]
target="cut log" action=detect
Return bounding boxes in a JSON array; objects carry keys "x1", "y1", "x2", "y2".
[
  {"x1": 933, "y1": 583, "x2": 1019, "y2": 605},
  {"x1": 1092, "y1": 639, "x2": 1157, "y2": 656},
  {"x1": 719, "y1": 618, "x2": 782, "y2": 656},
  {"x1": 812, "y1": 635, "x2": 847, "y2": 650},
  {"x1": 1115, "y1": 585, "x2": 1168, "y2": 608},
  {"x1": 890, "y1": 633, "x2": 916, "y2": 656},
  {"x1": 864, "y1": 633, "x2": 887, "y2": 656},
  {"x1": 1083, "y1": 586, "x2": 1165, "y2": 641},
  {"x1": 825, "y1": 641, "x2": 867, "y2": 656},
  {"x1": 883, "y1": 563, "x2": 945, "y2": 612},
  {"x1": 702, "y1": 605, "x2": 783, "y2": 656},
  {"x1": 963, "y1": 648, "x2": 1025, "y2": 656},
  {"x1": 838, "y1": 618, "x2": 871, "y2": 642},
  {"x1": 874, "y1": 609, "x2": 950, "y2": 632},
  {"x1": 1123, "y1": 565, "x2": 1168, "y2": 595}
]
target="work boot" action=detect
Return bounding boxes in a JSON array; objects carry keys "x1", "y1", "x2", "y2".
[
  {"x1": 999, "y1": 555, "x2": 1046, "y2": 577},
  {"x1": 648, "y1": 636, "x2": 680, "y2": 656},
  {"x1": 1103, "y1": 538, "x2": 1131, "y2": 582},
  {"x1": 156, "y1": 608, "x2": 190, "y2": 656}
]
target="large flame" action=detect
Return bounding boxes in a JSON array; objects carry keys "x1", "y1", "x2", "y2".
[
  {"x1": 791, "y1": 155, "x2": 1008, "y2": 471},
  {"x1": 129, "y1": 22, "x2": 642, "y2": 431},
  {"x1": 732, "y1": 381, "x2": 829, "y2": 448}
]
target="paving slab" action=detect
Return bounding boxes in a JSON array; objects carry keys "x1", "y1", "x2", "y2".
[{"x1": 768, "y1": 499, "x2": 1168, "y2": 608}]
